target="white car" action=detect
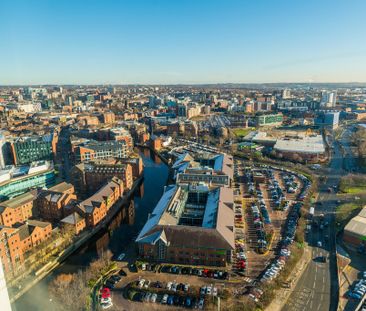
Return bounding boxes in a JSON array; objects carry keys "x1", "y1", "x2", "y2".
[
  {"x1": 317, "y1": 241, "x2": 322, "y2": 247},
  {"x1": 151, "y1": 293, "x2": 157, "y2": 303},
  {"x1": 166, "y1": 281, "x2": 173, "y2": 290},
  {"x1": 101, "y1": 301, "x2": 113, "y2": 309},
  {"x1": 101, "y1": 297, "x2": 111, "y2": 304},
  {"x1": 117, "y1": 252, "x2": 126, "y2": 261},
  {"x1": 161, "y1": 294, "x2": 169, "y2": 304},
  {"x1": 206, "y1": 286, "x2": 212, "y2": 295},
  {"x1": 213, "y1": 287, "x2": 218, "y2": 296},
  {"x1": 138, "y1": 279, "x2": 145, "y2": 288}
]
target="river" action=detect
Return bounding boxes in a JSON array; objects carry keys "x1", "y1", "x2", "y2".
[{"x1": 13, "y1": 148, "x2": 169, "y2": 311}]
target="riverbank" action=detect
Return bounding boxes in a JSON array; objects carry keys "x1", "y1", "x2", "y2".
[{"x1": 10, "y1": 175, "x2": 143, "y2": 303}]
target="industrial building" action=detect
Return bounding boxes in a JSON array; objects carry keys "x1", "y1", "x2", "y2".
[
  {"x1": 343, "y1": 207, "x2": 366, "y2": 249},
  {"x1": 136, "y1": 183, "x2": 234, "y2": 267},
  {"x1": 273, "y1": 135, "x2": 325, "y2": 162}
]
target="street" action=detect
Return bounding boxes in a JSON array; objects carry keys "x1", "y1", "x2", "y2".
[{"x1": 283, "y1": 126, "x2": 357, "y2": 311}]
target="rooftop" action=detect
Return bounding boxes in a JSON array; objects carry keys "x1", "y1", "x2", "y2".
[
  {"x1": 344, "y1": 207, "x2": 366, "y2": 238},
  {"x1": 274, "y1": 135, "x2": 325, "y2": 154},
  {"x1": 136, "y1": 183, "x2": 234, "y2": 250}
]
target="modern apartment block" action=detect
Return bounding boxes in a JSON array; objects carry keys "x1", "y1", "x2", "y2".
[{"x1": 136, "y1": 183, "x2": 234, "y2": 267}]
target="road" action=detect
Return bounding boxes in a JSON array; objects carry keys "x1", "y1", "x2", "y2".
[{"x1": 283, "y1": 126, "x2": 357, "y2": 311}]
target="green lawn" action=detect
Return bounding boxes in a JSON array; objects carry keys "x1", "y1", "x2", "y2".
[
  {"x1": 340, "y1": 186, "x2": 366, "y2": 194},
  {"x1": 336, "y1": 203, "x2": 362, "y2": 228},
  {"x1": 232, "y1": 128, "x2": 254, "y2": 137},
  {"x1": 339, "y1": 175, "x2": 366, "y2": 194}
]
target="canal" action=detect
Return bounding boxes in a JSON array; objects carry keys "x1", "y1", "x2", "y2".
[{"x1": 13, "y1": 148, "x2": 169, "y2": 311}]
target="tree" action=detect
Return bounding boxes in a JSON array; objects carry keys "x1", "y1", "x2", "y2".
[{"x1": 48, "y1": 271, "x2": 90, "y2": 311}]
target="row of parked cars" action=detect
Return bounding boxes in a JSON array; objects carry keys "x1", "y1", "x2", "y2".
[
  {"x1": 282, "y1": 173, "x2": 299, "y2": 194},
  {"x1": 260, "y1": 248, "x2": 290, "y2": 283},
  {"x1": 250, "y1": 201, "x2": 268, "y2": 253},
  {"x1": 99, "y1": 269, "x2": 127, "y2": 309},
  {"x1": 347, "y1": 272, "x2": 366, "y2": 300},
  {"x1": 260, "y1": 201, "x2": 300, "y2": 284},
  {"x1": 159, "y1": 265, "x2": 229, "y2": 280},
  {"x1": 128, "y1": 288, "x2": 205, "y2": 309},
  {"x1": 234, "y1": 202, "x2": 247, "y2": 271},
  {"x1": 128, "y1": 278, "x2": 208, "y2": 309}
]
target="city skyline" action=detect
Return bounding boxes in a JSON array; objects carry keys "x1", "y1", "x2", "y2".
[{"x1": 1, "y1": 0, "x2": 366, "y2": 84}]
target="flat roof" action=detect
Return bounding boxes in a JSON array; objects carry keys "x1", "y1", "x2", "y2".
[{"x1": 274, "y1": 135, "x2": 325, "y2": 154}]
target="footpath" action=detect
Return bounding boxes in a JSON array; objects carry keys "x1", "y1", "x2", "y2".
[{"x1": 265, "y1": 245, "x2": 312, "y2": 311}]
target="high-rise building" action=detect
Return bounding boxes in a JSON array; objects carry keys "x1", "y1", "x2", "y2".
[
  {"x1": 282, "y1": 89, "x2": 291, "y2": 99},
  {"x1": 0, "y1": 133, "x2": 7, "y2": 169},
  {"x1": 320, "y1": 91, "x2": 337, "y2": 107}
]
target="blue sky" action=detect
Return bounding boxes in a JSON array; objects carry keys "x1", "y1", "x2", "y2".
[{"x1": 1, "y1": 0, "x2": 366, "y2": 84}]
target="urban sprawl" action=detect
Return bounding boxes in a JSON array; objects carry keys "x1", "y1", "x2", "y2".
[{"x1": 0, "y1": 84, "x2": 365, "y2": 311}]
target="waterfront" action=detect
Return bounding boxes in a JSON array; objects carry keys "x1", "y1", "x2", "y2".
[{"x1": 13, "y1": 148, "x2": 169, "y2": 311}]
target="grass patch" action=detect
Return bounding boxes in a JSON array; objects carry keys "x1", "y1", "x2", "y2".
[
  {"x1": 232, "y1": 128, "x2": 254, "y2": 137},
  {"x1": 335, "y1": 203, "x2": 362, "y2": 229},
  {"x1": 339, "y1": 174, "x2": 366, "y2": 194}
]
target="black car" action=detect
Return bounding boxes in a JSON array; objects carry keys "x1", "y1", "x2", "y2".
[
  {"x1": 129, "y1": 263, "x2": 138, "y2": 273},
  {"x1": 160, "y1": 265, "x2": 171, "y2": 273},
  {"x1": 107, "y1": 277, "x2": 118, "y2": 284},
  {"x1": 105, "y1": 281, "x2": 115, "y2": 289},
  {"x1": 118, "y1": 269, "x2": 127, "y2": 276},
  {"x1": 173, "y1": 296, "x2": 180, "y2": 305},
  {"x1": 110, "y1": 274, "x2": 121, "y2": 282}
]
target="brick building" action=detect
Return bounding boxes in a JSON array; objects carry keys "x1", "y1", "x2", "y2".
[
  {"x1": 70, "y1": 159, "x2": 133, "y2": 197},
  {"x1": 35, "y1": 183, "x2": 77, "y2": 222},
  {"x1": 0, "y1": 193, "x2": 34, "y2": 227},
  {"x1": 60, "y1": 212, "x2": 86, "y2": 235},
  {"x1": 0, "y1": 226, "x2": 24, "y2": 274},
  {"x1": 76, "y1": 177, "x2": 123, "y2": 228},
  {"x1": 15, "y1": 220, "x2": 52, "y2": 253},
  {"x1": 136, "y1": 184, "x2": 234, "y2": 267}
]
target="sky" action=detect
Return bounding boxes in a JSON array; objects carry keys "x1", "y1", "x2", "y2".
[{"x1": 1, "y1": 0, "x2": 366, "y2": 85}]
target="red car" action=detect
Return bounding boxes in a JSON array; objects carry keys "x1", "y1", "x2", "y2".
[
  {"x1": 237, "y1": 260, "x2": 246, "y2": 270},
  {"x1": 100, "y1": 287, "x2": 111, "y2": 298}
]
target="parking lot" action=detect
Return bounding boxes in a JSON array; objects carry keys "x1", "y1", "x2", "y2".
[
  {"x1": 233, "y1": 160, "x2": 309, "y2": 280},
  {"x1": 97, "y1": 266, "x2": 229, "y2": 310}
]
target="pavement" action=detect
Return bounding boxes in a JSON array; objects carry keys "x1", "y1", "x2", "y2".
[{"x1": 281, "y1": 125, "x2": 358, "y2": 311}]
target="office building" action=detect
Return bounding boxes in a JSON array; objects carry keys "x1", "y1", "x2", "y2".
[
  {"x1": 0, "y1": 161, "x2": 56, "y2": 201},
  {"x1": 74, "y1": 140, "x2": 128, "y2": 163},
  {"x1": 314, "y1": 111, "x2": 340, "y2": 129},
  {"x1": 136, "y1": 184, "x2": 234, "y2": 267},
  {"x1": 11, "y1": 133, "x2": 58, "y2": 165},
  {"x1": 256, "y1": 113, "x2": 283, "y2": 127},
  {"x1": 172, "y1": 152, "x2": 233, "y2": 187}
]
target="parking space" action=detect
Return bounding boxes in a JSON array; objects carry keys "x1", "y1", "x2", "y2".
[{"x1": 233, "y1": 161, "x2": 311, "y2": 283}]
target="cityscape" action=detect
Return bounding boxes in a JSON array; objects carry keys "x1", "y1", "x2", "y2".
[{"x1": 1, "y1": 1, "x2": 366, "y2": 311}]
